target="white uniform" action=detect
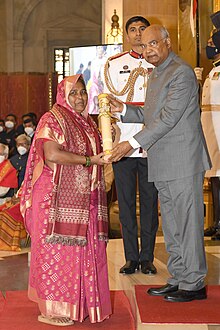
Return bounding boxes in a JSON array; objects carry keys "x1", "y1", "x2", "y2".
[
  {"x1": 104, "y1": 51, "x2": 154, "y2": 157},
  {"x1": 201, "y1": 65, "x2": 220, "y2": 177},
  {"x1": 103, "y1": 50, "x2": 158, "y2": 264}
]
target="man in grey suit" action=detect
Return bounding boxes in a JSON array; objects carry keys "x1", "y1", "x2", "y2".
[{"x1": 108, "y1": 24, "x2": 211, "y2": 302}]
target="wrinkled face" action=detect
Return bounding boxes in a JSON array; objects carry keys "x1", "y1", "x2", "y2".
[
  {"x1": 126, "y1": 21, "x2": 148, "y2": 47},
  {"x1": 141, "y1": 26, "x2": 171, "y2": 67},
  {"x1": 68, "y1": 80, "x2": 88, "y2": 114}
]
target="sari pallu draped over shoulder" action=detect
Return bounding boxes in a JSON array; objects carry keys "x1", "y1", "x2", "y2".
[{"x1": 21, "y1": 97, "x2": 108, "y2": 247}]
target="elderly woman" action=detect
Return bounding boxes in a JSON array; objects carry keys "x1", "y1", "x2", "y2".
[{"x1": 20, "y1": 75, "x2": 111, "y2": 326}]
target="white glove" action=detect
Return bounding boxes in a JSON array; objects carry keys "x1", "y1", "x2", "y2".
[{"x1": 194, "y1": 67, "x2": 204, "y2": 81}]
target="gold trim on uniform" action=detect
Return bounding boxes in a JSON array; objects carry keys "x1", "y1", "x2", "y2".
[
  {"x1": 104, "y1": 59, "x2": 148, "y2": 102},
  {"x1": 202, "y1": 105, "x2": 220, "y2": 111}
]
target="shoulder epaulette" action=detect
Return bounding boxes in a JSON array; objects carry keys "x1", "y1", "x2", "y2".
[{"x1": 108, "y1": 51, "x2": 129, "y2": 61}]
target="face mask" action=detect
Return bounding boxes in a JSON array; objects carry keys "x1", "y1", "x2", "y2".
[
  {"x1": 0, "y1": 155, "x2": 5, "y2": 163},
  {"x1": 24, "y1": 127, "x2": 34, "y2": 136},
  {"x1": 206, "y1": 45, "x2": 220, "y2": 59},
  {"x1": 0, "y1": 126, "x2": 3, "y2": 132},
  {"x1": 17, "y1": 146, "x2": 27, "y2": 156},
  {"x1": 5, "y1": 121, "x2": 14, "y2": 129}
]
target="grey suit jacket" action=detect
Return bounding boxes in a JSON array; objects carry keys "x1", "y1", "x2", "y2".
[{"x1": 122, "y1": 52, "x2": 211, "y2": 182}]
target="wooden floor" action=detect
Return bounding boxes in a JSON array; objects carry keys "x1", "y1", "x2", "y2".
[{"x1": 0, "y1": 233, "x2": 220, "y2": 329}]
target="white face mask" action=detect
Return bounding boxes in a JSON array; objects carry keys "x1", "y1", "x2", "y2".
[
  {"x1": 17, "y1": 146, "x2": 27, "y2": 155},
  {"x1": 0, "y1": 155, "x2": 5, "y2": 163},
  {"x1": 5, "y1": 121, "x2": 14, "y2": 129},
  {"x1": 0, "y1": 126, "x2": 3, "y2": 132},
  {"x1": 24, "y1": 126, "x2": 34, "y2": 136}
]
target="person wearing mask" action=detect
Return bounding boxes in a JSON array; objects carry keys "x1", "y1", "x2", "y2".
[
  {"x1": 0, "y1": 120, "x2": 6, "y2": 144},
  {"x1": 16, "y1": 113, "x2": 33, "y2": 135},
  {"x1": 4, "y1": 114, "x2": 17, "y2": 156},
  {"x1": 195, "y1": 11, "x2": 220, "y2": 241},
  {"x1": 23, "y1": 118, "x2": 36, "y2": 141},
  {"x1": 9, "y1": 134, "x2": 31, "y2": 188},
  {"x1": 0, "y1": 136, "x2": 31, "y2": 251},
  {"x1": 108, "y1": 24, "x2": 211, "y2": 302},
  {"x1": 104, "y1": 16, "x2": 158, "y2": 275},
  {"x1": 0, "y1": 143, "x2": 18, "y2": 205},
  {"x1": 20, "y1": 75, "x2": 111, "y2": 326}
]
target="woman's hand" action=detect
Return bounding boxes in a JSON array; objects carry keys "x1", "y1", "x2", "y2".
[{"x1": 90, "y1": 152, "x2": 110, "y2": 165}]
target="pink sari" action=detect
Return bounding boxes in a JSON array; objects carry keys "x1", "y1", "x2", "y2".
[{"x1": 20, "y1": 75, "x2": 112, "y2": 322}]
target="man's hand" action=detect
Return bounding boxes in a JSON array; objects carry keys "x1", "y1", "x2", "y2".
[
  {"x1": 91, "y1": 152, "x2": 110, "y2": 165},
  {"x1": 109, "y1": 141, "x2": 133, "y2": 162},
  {"x1": 107, "y1": 94, "x2": 124, "y2": 113}
]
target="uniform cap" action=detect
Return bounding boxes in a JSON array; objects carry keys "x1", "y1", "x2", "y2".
[
  {"x1": 210, "y1": 11, "x2": 220, "y2": 49},
  {"x1": 212, "y1": 30, "x2": 220, "y2": 49},
  {"x1": 211, "y1": 10, "x2": 220, "y2": 30}
]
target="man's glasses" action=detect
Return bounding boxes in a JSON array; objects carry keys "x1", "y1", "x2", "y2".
[{"x1": 141, "y1": 38, "x2": 167, "y2": 50}]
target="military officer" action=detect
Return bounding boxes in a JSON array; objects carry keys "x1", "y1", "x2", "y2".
[
  {"x1": 104, "y1": 16, "x2": 159, "y2": 275},
  {"x1": 197, "y1": 10, "x2": 220, "y2": 240}
]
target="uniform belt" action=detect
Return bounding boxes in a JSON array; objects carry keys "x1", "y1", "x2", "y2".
[
  {"x1": 125, "y1": 102, "x2": 144, "y2": 106},
  {"x1": 202, "y1": 105, "x2": 220, "y2": 112}
]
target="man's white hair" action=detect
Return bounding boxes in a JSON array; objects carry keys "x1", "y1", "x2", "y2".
[{"x1": 16, "y1": 134, "x2": 31, "y2": 145}]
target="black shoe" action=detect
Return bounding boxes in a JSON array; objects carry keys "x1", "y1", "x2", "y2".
[
  {"x1": 164, "y1": 287, "x2": 207, "y2": 302},
  {"x1": 119, "y1": 261, "x2": 139, "y2": 274},
  {"x1": 204, "y1": 226, "x2": 217, "y2": 236},
  {"x1": 140, "y1": 260, "x2": 157, "y2": 275},
  {"x1": 147, "y1": 284, "x2": 178, "y2": 296},
  {"x1": 211, "y1": 229, "x2": 220, "y2": 240}
]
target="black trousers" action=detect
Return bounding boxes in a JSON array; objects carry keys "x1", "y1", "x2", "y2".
[
  {"x1": 113, "y1": 157, "x2": 158, "y2": 262},
  {"x1": 211, "y1": 177, "x2": 220, "y2": 228}
]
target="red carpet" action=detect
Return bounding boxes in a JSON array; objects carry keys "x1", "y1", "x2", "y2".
[
  {"x1": 135, "y1": 285, "x2": 220, "y2": 324},
  {"x1": 0, "y1": 292, "x2": 5, "y2": 314},
  {"x1": 0, "y1": 290, "x2": 135, "y2": 330}
]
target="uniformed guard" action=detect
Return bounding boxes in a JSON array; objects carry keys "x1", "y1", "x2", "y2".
[
  {"x1": 104, "y1": 16, "x2": 159, "y2": 275},
  {"x1": 198, "y1": 10, "x2": 220, "y2": 240}
]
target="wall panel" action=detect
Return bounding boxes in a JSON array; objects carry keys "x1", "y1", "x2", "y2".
[
  {"x1": 0, "y1": 73, "x2": 57, "y2": 122},
  {"x1": 123, "y1": 0, "x2": 178, "y2": 52}
]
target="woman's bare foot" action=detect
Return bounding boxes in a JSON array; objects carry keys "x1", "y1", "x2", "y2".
[{"x1": 38, "y1": 314, "x2": 74, "y2": 326}]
